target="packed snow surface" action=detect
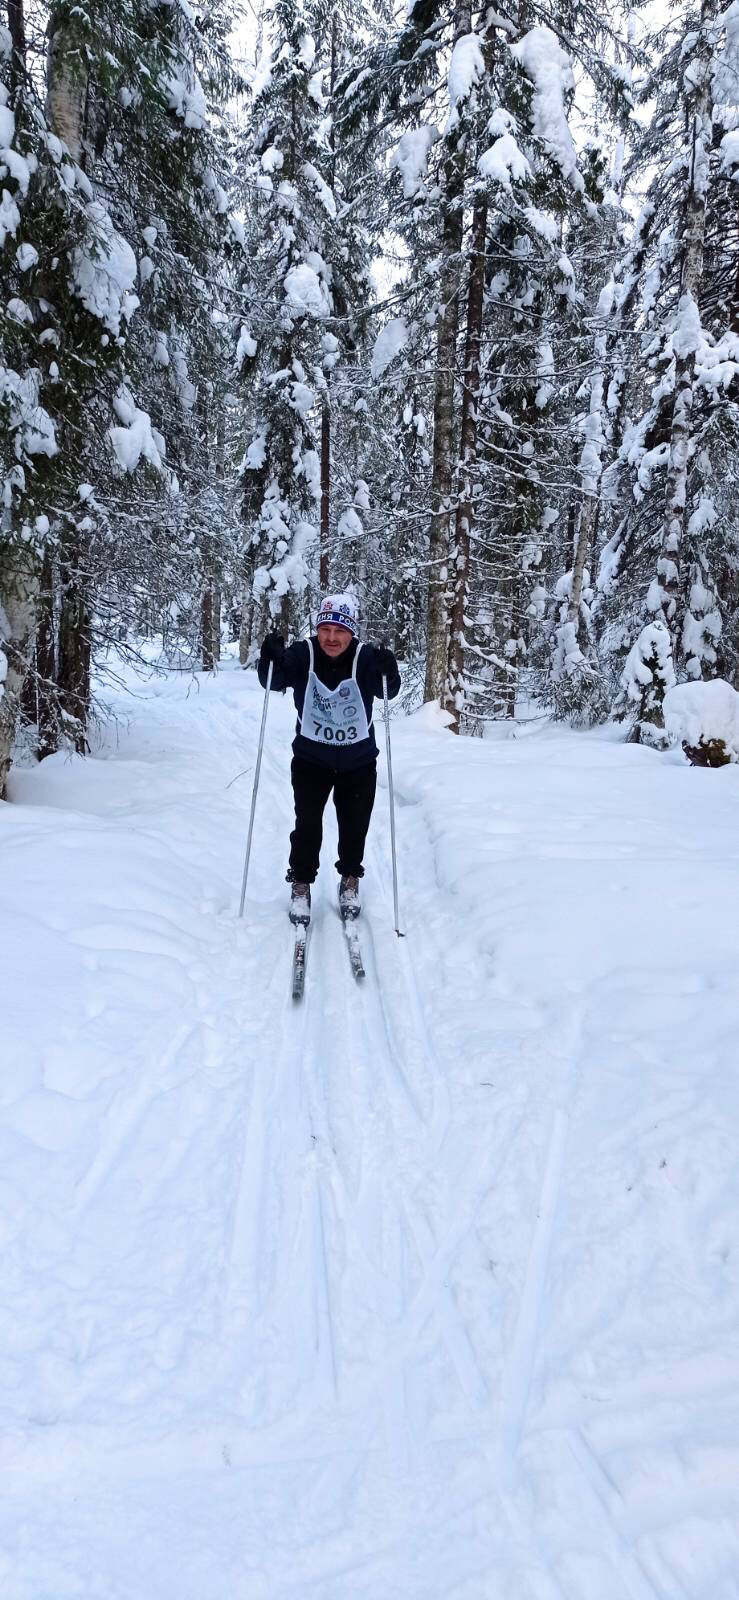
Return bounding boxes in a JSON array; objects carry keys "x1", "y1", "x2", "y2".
[{"x1": 3, "y1": 658, "x2": 739, "y2": 1598}]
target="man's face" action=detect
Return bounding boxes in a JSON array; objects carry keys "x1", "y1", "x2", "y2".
[{"x1": 317, "y1": 623, "x2": 353, "y2": 658}]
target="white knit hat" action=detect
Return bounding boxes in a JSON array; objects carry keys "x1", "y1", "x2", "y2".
[{"x1": 316, "y1": 593, "x2": 360, "y2": 637}]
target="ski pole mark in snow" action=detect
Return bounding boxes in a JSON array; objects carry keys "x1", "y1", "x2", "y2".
[
  {"x1": 561, "y1": 1429, "x2": 668, "y2": 1600},
  {"x1": 497, "y1": 1105, "x2": 570, "y2": 1474},
  {"x1": 7, "y1": 667, "x2": 739, "y2": 1599},
  {"x1": 369, "y1": 829, "x2": 451, "y2": 1138},
  {"x1": 73, "y1": 1020, "x2": 200, "y2": 1213},
  {"x1": 400, "y1": 1197, "x2": 489, "y2": 1409}
]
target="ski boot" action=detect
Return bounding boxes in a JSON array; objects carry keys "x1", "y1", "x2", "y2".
[
  {"x1": 338, "y1": 874, "x2": 361, "y2": 920},
  {"x1": 289, "y1": 882, "x2": 311, "y2": 926}
]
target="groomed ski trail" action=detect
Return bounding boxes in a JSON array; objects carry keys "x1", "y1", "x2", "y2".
[{"x1": 4, "y1": 661, "x2": 739, "y2": 1599}]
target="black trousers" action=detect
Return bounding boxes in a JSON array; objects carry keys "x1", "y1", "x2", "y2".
[{"x1": 289, "y1": 756, "x2": 377, "y2": 884}]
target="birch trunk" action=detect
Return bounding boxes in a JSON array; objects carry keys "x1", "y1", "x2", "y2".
[
  {"x1": 444, "y1": 193, "x2": 487, "y2": 732},
  {"x1": 320, "y1": 398, "x2": 330, "y2": 591},
  {"x1": 43, "y1": 7, "x2": 93, "y2": 750},
  {"x1": 0, "y1": 556, "x2": 39, "y2": 797},
  {"x1": 657, "y1": 0, "x2": 713, "y2": 640},
  {"x1": 46, "y1": 9, "x2": 89, "y2": 163},
  {"x1": 423, "y1": 0, "x2": 471, "y2": 704},
  {"x1": 567, "y1": 293, "x2": 609, "y2": 631},
  {"x1": 0, "y1": 1, "x2": 39, "y2": 794}
]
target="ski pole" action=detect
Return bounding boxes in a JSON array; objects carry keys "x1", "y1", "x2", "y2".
[
  {"x1": 382, "y1": 675, "x2": 403, "y2": 937},
  {"x1": 239, "y1": 659, "x2": 273, "y2": 918}
]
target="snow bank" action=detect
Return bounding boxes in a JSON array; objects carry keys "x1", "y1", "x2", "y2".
[{"x1": 664, "y1": 678, "x2": 739, "y2": 761}]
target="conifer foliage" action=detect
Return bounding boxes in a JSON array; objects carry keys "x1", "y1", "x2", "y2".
[{"x1": 3, "y1": 0, "x2": 739, "y2": 794}]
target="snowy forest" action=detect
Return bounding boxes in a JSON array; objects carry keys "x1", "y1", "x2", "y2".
[
  {"x1": 6, "y1": 5, "x2": 739, "y2": 1591},
  {"x1": 2, "y1": 0, "x2": 739, "y2": 790}
]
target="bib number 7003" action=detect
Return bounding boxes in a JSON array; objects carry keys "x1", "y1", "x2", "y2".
[{"x1": 313, "y1": 722, "x2": 357, "y2": 742}]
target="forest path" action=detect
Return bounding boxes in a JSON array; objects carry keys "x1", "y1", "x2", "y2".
[{"x1": 3, "y1": 655, "x2": 739, "y2": 1599}]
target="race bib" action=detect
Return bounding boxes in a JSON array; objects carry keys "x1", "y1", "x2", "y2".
[{"x1": 300, "y1": 645, "x2": 371, "y2": 747}]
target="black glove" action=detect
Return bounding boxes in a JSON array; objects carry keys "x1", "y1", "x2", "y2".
[
  {"x1": 375, "y1": 644, "x2": 396, "y2": 679},
  {"x1": 261, "y1": 631, "x2": 285, "y2": 665}
]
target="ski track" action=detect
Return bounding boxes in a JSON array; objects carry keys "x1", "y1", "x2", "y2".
[{"x1": 3, "y1": 666, "x2": 739, "y2": 1598}]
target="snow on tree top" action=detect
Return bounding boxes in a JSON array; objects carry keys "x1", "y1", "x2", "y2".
[
  {"x1": 672, "y1": 291, "x2": 702, "y2": 360},
  {"x1": 72, "y1": 203, "x2": 138, "y2": 336},
  {"x1": 283, "y1": 263, "x2": 330, "y2": 319},
  {"x1": 479, "y1": 133, "x2": 531, "y2": 187},
  {"x1": 390, "y1": 128, "x2": 435, "y2": 199},
  {"x1": 109, "y1": 388, "x2": 166, "y2": 475},
  {"x1": 447, "y1": 34, "x2": 485, "y2": 123},
  {"x1": 162, "y1": 68, "x2": 207, "y2": 130},
  {"x1": 510, "y1": 26, "x2": 583, "y2": 192},
  {"x1": 371, "y1": 319, "x2": 408, "y2": 380}
]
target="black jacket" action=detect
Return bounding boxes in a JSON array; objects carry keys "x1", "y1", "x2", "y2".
[{"x1": 258, "y1": 636, "x2": 401, "y2": 771}]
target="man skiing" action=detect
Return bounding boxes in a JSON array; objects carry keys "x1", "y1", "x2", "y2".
[{"x1": 258, "y1": 594, "x2": 400, "y2": 925}]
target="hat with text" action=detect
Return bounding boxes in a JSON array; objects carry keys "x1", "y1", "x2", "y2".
[{"x1": 316, "y1": 593, "x2": 360, "y2": 638}]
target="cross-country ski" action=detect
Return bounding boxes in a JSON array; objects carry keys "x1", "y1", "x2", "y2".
[
  {"x1": 291, "y1": 920, "x2": 308, "y2": 1000},
  {"x1": 340, "y1": 910, "x2": 366, "y2": 981}
]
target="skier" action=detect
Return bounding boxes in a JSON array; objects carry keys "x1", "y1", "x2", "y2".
[{"x1": 258, "y1": 594, "x2": 400, "y2": 925}]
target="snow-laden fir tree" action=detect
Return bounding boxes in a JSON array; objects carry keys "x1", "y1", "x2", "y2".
[
  {"x1": 608, "y1": 0, "x2": 739, "y2": 741},
  {"x1": 0, "y1": 0, "x2": 236, "y2": 788},
  {"x1": 235, "y1": 0, "x2": 337, "y2": 639}
]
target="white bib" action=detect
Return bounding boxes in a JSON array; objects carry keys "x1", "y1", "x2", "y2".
[{"x1": 299, "y1": 641, "x2": 371, "y2": 749}]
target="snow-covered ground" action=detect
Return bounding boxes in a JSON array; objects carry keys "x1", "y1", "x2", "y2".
[{"x1": 3, "y1": 658, "x2": 739, "y2": 1599}]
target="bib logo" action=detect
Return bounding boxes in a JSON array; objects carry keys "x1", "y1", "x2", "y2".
[
  {"x1": 312, "y1": 686, "x2": 331, "y2": 713},
  {"x1": 338, "y1": 684, "x2": 351, "y2": 700}
]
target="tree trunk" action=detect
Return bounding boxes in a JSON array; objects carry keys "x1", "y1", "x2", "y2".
[
  {"x1": 7, "y1": 0, "x2": 26, "y2": 104},
  {"x1": 423, "y1": 0, "x2": 471, "y2": 704},
  {"x1": 46, "y1": 9, "x2": 89, "y2": 163},
  {"x1": 57, "y1": 533, "x2": 90, "y2": 754},
  {"x1": 656, "y1": 0, "x2": 713, "y2": 642},
  {"x1": 444, "y1": 193, "x2": 487, "y2": 732},
  {"x1": 568, "y1": 299, "x2": 608, "y2": 630},
  {"x1": 239, "y1": 578, "x2": 255, "y2": 665},
  {"x1": 36, "y1": 549, "x2": 60, "y2": 758},
  {"x1": 202, "y1": 588, "x2": 215, "y2": 672},
  {"x1": 320, "y1": 397, "x2": 330, "y2": 591},
  {"x1": 0, "y1": 554, "x2": 40, "y2": 797}
]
